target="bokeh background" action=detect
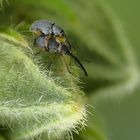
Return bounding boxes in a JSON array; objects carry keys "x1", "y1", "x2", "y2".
[
  {"x1": 93, "y1": 0, "x2": 140, "y2": 140},
  {"x1": 0, "y1": 0, "x2": 140, "y2": 140}
]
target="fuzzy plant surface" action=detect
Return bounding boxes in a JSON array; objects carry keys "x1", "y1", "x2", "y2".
[
  {"x1": 0, "y1": 32, "x2": 87, "y2": 140},
  {"x1": 0, "y1": 0, "x2": 140, "y2": 140}
]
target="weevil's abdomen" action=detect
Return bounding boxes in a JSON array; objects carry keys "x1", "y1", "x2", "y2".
[{"x1": 30, "y1": 20, "x2": 54, "y2": 35}]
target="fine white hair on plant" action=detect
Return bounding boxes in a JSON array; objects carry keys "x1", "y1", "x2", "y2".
[{"x1": 0, "y1": 33, "x2": 87, "y2": 140}]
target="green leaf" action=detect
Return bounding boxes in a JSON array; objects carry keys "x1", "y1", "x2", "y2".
[{"x1": 0, "y1": 33, "x2": 87, "y2": 140}]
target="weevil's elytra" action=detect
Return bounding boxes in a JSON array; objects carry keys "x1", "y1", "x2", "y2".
[
  {"x1": 30, "y1": 20, "x2": 54, "y2": 35},
  {"x1": 30, "y1": 20, "x2": 65, "y2": 37},
  {"x1": 30, "y1": 19, "x2": 88, "y2": 76}
]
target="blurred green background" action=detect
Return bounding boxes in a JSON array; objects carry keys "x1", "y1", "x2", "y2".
[
  {"x1": 94, "y1": 0, "x2": 140, "y2": 140},
  {"x1": 0, "y1": 0, "x2": 140, "y2": 140}
]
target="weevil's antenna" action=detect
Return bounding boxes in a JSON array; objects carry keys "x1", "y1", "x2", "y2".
[
  {"x1": 61, "y1": 55, "x2": 72, "y2": 75},
  {"x1": 68, "y1": 53, "x2": 88, "y2": 76},
  {"x1": 60, "y1": 42, "x2": 88, "y2": 76}
]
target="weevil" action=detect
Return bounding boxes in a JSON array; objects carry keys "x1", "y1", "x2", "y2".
[{"x1": 30, "y1": 20, "x2": 88, "y2": 76}]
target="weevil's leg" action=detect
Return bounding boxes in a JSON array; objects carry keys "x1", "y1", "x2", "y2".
[
  {"x1": 35, "y1": 50, "x2": 41, "y2": 55},
  {"x1": 33, "y1": 33, "x2": 38, "y2": 43},
  {"x1": 45, "y1": 35, "x2": 52, "y2": 51},
  {"x1": 34, "y1": 47, "x2": 46, "y2": 56},
  {"x1": 69, "y1": 53, "x2": 88, "y2": 76},
  {"x1": 58, "y1": 44, "x2": 62, "y2": 54},
  {"x1": 45, "y1": 38, "x2": 49, "y2": 51},
  {"x1": 33, "y1": 37, "x2": 36, "y2": 45},
  {"x1": 61, "y1": 55, "x2": 72, "y2": 75},
  {"x1": 33, "y1": 37, "x2": 42, "y2": 55}
]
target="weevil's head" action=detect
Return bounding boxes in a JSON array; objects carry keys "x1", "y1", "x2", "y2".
[{"x1": 52, "y1": 25, "x2": 66, "y2": 43}]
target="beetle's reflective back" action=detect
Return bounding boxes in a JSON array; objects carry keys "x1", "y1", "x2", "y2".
[
  {"x1": 30, "y1": 20, "x2": 54, "y2": 35},
  {"x1": 30, "y1": 19, "x2": 65, "y2": 37}
]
